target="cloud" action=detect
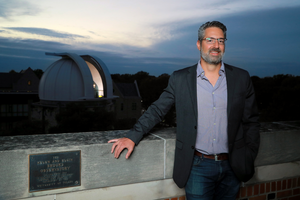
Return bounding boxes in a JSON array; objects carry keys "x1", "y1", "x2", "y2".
[
  {"x1": 1, "y1": 2, "x2": 300, "y2": 77},
  {"x1": 0, "y1": 53, "x2": 44, "y2": 59},
  {"x1": 0, "y1": 0, "x2": 40, "y2": 19},
  {"x1": 4, "y1": 27, "x2": 87, "y2": 39},
  {"x1": 0, "y1": 37, "x2": 72, "y2": 52},
  {"x1": 0, "y1": 35, "x2": 193, "y2": 76},
  {"x1": 2, "y1": 0, "x2": 300, "y2": 49}
]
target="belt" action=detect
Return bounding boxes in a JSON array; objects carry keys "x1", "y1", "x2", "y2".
[{"x1": 194, "y1": 151, "x2": 228, "y2": 161}]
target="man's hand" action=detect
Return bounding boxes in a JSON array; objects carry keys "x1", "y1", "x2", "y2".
[{"x1": 108, "y1": 138, "x2": 135, "y2": 159}]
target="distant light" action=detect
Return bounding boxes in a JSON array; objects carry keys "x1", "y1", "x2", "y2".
[{"x1": 98, "y1": 90, "x2": 104, "y2": 98}]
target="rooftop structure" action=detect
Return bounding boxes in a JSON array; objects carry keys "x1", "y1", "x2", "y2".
[
  {"x1": 0, "y1": 68, "x2": 40, "y2": 134},
  {"x1": 39, "y1": 52, "x2": 115, "y2": 103},
  {"x1": 0, "y1": 67, "x2": 39, "y2": 93}
]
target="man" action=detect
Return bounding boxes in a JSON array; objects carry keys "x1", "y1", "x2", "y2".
[{"x1": 108, "y1": 21, "x2": 260, "y2": 200}]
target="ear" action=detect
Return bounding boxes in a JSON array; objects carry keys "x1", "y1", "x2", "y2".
[{"x1": 197, "y1": 40, "x2": 201, "y2": 51}]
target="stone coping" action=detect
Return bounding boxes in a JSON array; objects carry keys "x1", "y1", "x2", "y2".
[
  {"x1": 0, "y1": 123, "x2": 299, "y2": 200},
  {"x1": 1, "y1": 121, "x2": 300, "y2": 151},
  {"x1": 0, "y1": 121, "x2": 300, "y2": 167},
  {"x1": 0, "y1": 128, "x2": 176, "y2": 151}
]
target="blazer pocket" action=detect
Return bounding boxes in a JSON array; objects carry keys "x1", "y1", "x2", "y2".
[
  {"x1": 234, "y1": 138, "x2": 245, "y2": 149},
  {"x1": 176, "y1": 140, "x2": 183, "y2": 150}
]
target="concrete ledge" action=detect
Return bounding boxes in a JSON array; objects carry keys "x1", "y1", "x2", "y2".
[
  {"x1": 255, "y1": 129, "x2": 300, "y2": 166},
  {"x1": 248, "y1": 161, "x2": 300, "y2": 184},
  {"x1": 1, "y1": 122, "x2": 300, "y2": 200},
  {"x1": 0, "y1": 128, "x2": 176, "y2": 200},
  {"x1": 17, "y1": 179, "x2": 185, "y2": 200}
]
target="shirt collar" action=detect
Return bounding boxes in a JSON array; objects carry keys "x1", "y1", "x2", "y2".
[{"x1": 197, "y1": 60, "x2": 225, "y2": 78}]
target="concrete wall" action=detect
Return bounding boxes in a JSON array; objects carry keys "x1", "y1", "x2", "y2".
[{"x1": 0, "y1": 122, "x2": 300, "y2": 200}]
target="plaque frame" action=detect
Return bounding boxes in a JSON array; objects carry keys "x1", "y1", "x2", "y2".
[{"x1": 28, "y1": 150, "x2": 81, "y2": 192}]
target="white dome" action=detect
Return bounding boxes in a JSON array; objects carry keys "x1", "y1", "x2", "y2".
[{"x1": 39, "y1": 52, "x2": 114, "y2": 102}]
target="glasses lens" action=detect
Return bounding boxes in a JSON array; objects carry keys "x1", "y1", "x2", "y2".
[
  {"x1": 206, "y1": 38, "x2": 213, "y2": 43},
  {"x1": 218, "y1": 39, "x2": 225, "y2": 44}
]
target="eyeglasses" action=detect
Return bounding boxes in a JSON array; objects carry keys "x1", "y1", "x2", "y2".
[{"x1": 202, "y1": 37, "x2": 227, "y2": 45}]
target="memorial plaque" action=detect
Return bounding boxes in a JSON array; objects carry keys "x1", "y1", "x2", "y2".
[{"x1": 29, "y1": 151, "x2": 81, "y2": 192}]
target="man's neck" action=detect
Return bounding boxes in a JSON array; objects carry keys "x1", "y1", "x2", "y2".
[
  {"x1": 200, "y1": 58, "x2": 222, "y2": 87},
  {"x1": 200, "y1": 58, "x2": 222, "y2": 75}
]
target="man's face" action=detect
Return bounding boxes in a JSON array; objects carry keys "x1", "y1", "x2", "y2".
[{"x1": 197, "y1": 27, "x2": 225, "y2": 65}]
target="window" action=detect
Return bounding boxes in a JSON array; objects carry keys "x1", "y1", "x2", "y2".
[
  {"x1": 28, "y1": 80, "x2": 31, "y2": 86},
  {"x1": 0, "y1": 104, "x2": 29, "y2": 117},
  {"x1": 132, "y1": 103, "x2": 137, "y2": 110},
  {"x1": 0, "y1": 105, "x2": 6, "y2": 117}
]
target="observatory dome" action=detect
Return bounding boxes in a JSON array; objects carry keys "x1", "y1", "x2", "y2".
[{"x1": 39, "y1": 52, "x2": 114, "y2": 102}]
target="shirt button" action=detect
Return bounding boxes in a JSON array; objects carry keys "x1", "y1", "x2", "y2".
[
  {"x1": 213, "y1": 107, "x2": 216, "y2": 109},
  {"x1": 214, "y1": 123, "x2": 216, "y2": 125},
  {"x1": 212, "y1": 92, "x2": 214, "y2": 94}
]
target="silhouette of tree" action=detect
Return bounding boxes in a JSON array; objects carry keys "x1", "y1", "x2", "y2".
[
  {"x1": 9, "y1": 70, "x2": 17, "y2": 73},
  {"x1": 252, "y1": 74, "x2": 300, "y2": 122},
  {"x1": 33, "y1": 69, "x2": 44, "y2": 79}
]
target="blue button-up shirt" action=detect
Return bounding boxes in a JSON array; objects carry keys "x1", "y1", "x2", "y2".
[{"x1": 195, "y1": 61, "x2": 228, "y2": 155}]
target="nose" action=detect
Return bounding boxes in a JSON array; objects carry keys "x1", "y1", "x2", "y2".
[{"x1": 213, "y1": 40, "x2": 220, "y2": 48}]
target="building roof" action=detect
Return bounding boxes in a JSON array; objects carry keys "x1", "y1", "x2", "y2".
[
  {"x1": 0, "y1": 73, "x2": 22, "y2": 88},
  {"x1": 39, "y1": 52, "x2": 115, "y2": 102},
  {"x1": 0, "y1": 68, "x2": 39, "y2": 92},
  {"x1": 114, "y1": 81, "x2": 141, "y2": 97}
]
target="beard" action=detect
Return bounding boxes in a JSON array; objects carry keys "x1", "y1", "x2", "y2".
[{"x1": 201, "y1": 47, "x2": 224, "y2": 65}]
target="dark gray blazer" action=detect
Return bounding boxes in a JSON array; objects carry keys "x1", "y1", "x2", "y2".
[{"x1": 126, "y1": 63, "x2": 260, "y2": 188}]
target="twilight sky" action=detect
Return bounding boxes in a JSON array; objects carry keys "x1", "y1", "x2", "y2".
[{"x1": 1, "y1": 0, "x2": 300, "y2": 77}]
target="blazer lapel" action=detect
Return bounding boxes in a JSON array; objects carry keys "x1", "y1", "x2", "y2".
[
  {"x1": 225, "y1": 63, "x2": 234, "y2": 118},
  {"x1": 187, "y1": 64, "x2": 198, "y2": 120}
]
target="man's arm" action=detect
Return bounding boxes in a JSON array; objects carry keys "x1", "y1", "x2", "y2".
[{"x1": 108, "y1": 73, "x2": 176, "y2": 158}]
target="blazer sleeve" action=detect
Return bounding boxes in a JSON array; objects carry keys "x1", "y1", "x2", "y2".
[{"x1": 125, "y1": 73, "x2": 176, "y2": 145}]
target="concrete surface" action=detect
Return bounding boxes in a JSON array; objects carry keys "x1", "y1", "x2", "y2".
[{"x1": 0, "y1": 122, "x2": 300, "y2": 200}]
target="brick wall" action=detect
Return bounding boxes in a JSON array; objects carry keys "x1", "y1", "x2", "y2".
[
  {"x1": 236, "y1": 176, "x2": 300, "y2": 200},
  {"x1": 161, "y1": 176, "x2": 300, "y2": 200},
  {"x1": 163, "y1": 196, "x2": 186, "y2": 200}
]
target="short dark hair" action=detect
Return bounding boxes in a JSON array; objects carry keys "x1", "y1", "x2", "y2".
[{"x1": 198, "y1": 21, "x2": 227, "y2": 41}]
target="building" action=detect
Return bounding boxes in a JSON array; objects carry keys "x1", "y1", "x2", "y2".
[
  {"x1": 32, "y1": 52, "x2": 141, "y2": 132},
  {"x1": 113, "y1": 81, "x2": 142, "y2": 125},
  {"x1": 0, "y1": 52, "x2": 142, "y2": 135},
  {"x1": 0, "y1": 68, "x2": 40, "y2": 135}
]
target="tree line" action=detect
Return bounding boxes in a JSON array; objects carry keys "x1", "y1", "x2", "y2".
[
  {"x1": 251, "y1": 74, "x2": 300, "y2": 122},
  {"x1": 113, "y1": 72, "x2": 300, "y2": 123},
  {"x1": 4, "y1": 69, "x2": 300, "y2": 136}
]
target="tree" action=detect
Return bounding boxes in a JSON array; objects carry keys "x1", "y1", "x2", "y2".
[
  {"x1": 33, "y1": 69, "x2": 44, "y2": 79},
  {"x1": 9, "y1": 70, "x2": 17, "y2": 73},
  {"x1": 252, "y1": 74, "x2": 300, "y2": 122}
]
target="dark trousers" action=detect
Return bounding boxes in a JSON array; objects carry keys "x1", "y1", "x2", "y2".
[{"x1": 185, "y1": 154, "x2": 240, "y2": 200}]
